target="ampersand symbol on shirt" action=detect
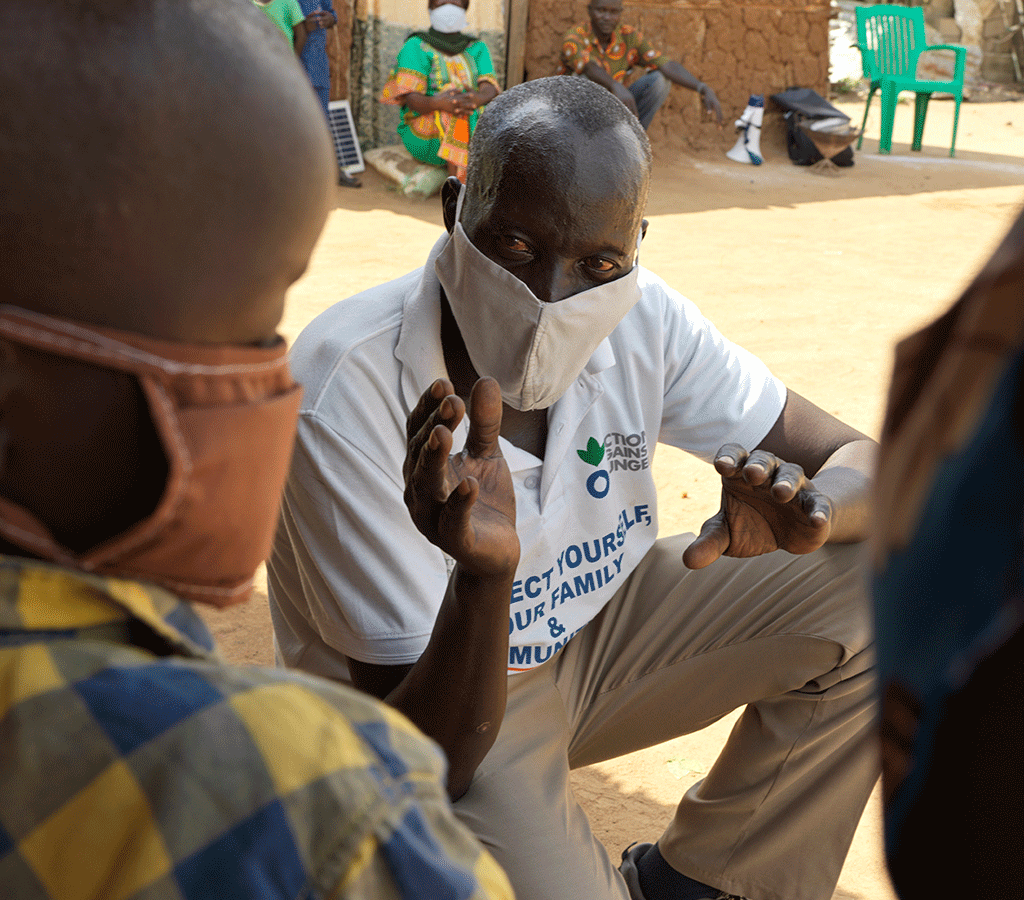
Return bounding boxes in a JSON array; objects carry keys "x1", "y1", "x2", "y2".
[{"x1": 548, "y1": 617, "x2": 565, "y2": 638}]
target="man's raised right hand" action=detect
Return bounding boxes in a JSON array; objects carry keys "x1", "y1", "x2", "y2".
[{"x1": 403, "y1": 377, "x2": 520, "y2": 578}]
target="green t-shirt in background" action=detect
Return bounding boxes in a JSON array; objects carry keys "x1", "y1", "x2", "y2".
[{"x1": 253, "y1": 0, "x2": 304, "y2": 44}]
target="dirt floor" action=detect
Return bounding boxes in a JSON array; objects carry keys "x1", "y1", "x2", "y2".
[{"x1": 199, "y1": 96, "x2": 1024, "y2": 899}]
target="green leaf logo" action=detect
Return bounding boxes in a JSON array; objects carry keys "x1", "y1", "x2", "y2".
[{"x1": 577, "y1": 437, "x2": 605, "y2": 467}]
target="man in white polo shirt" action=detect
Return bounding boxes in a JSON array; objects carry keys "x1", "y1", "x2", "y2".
[{"x1": 268, "y1": 76, "x2": 878, "y2": 900}]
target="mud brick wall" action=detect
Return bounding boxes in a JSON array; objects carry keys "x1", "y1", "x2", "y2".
[{"x1": 524, "y1": 0, "x2": 831, "y2": 153}]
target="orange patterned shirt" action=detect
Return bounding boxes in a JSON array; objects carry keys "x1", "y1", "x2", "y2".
[{"x1": 559, "y1": 22, "x2": 670, "y2": 83}]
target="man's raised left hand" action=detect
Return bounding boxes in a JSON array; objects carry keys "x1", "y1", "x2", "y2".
[{"x1": 682, "y1": 443, "x2": 832, "y2": 569}]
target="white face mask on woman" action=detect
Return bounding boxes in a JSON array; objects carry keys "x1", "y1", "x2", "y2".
[
  {"x1": 435, "y1": 194, "x2": 641, "y2": 412},
  {"x1": 429, "y1": 3, "x2": 468, "y2": 33}
]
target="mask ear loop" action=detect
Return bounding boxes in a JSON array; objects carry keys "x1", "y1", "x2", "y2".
[{"x1": 454, "y1": 180, "x2": 467, "y2": 225}]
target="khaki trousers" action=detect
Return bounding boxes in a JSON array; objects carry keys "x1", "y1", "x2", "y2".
[{"x1": 453, "y1": 534, "x2": 878, "y2": 900}]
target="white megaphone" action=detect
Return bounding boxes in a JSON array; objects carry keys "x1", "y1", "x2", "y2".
[{"x1": 726, "y1": 94, "x2": 764, "y2": 165}]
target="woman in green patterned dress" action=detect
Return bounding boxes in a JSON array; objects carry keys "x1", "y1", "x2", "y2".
[{"x1": 380, "y1": 0, "x2": 499, "y2": 181}]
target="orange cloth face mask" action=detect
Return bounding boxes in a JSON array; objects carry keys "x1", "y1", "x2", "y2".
[{"x1": 0, "y1": 306, "x2": 302, "y2": 607}]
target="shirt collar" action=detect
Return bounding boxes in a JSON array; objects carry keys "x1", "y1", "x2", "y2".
[
  {"x1": 0, "y1": 555, "x2": 217, "y2": 658},
  {"x1": 395, "y1": 231, "x2": 452, "y2": 412}
]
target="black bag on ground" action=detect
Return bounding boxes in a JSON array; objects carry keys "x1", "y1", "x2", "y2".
[
  {"x1": 771, "y1": 87, "x2": 855, "y2": 167},
  {"x1": 783, "y1": 112, "x2": 855, "y2": 166}
]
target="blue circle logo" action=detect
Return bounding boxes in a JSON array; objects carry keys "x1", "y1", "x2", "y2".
[{"x1": 586, "y1": 469, "x2": 610, "y2": 499}]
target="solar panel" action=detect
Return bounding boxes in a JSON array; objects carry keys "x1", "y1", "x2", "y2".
[{"x1": 326, "y1": 100, "x2": 365, "y2": 174}]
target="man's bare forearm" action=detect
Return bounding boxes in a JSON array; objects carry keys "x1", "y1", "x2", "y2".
[
  {"x1": 581, "y1": 60, "x2": 619, "y2": 91},
  {"x1": 811, "y1": 438, "x2": 877, "y2": 544},
  {"x1": 580, "y1": 61, "x2": 637, "y2": 113},
  {"x1": 402, "y1": 91, "x2": 445, "y2": 115},
  {"x1": 385, "y1": 566, "x2": 513, "y2": 800},
  {"x1": 659, "y1": 59, "x2": 701, "y2": 91}
]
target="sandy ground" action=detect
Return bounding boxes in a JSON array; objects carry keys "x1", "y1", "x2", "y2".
[{"x1": 199, "y1": 96, "x2": 1024, "y2": 899}]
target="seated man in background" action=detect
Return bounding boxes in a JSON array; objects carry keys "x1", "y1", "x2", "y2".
[
  {"x1": 269, "y1": 75, "x2": 878, "y2": 900},
  {"x1": 560, "y1": 0, "x2": 723, "y2": 130},
  {"x1": 0, "y1": 3, "x2": 512, "y2": 899}
]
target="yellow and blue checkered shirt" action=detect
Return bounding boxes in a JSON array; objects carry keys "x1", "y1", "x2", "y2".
[{"x1": 0, "y1": 556, "x2": 514, "y2": 900}]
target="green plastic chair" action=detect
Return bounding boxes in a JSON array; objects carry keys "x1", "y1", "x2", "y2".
[{"x1": 855, "y1": 4, "x2": 967, "y2": 157}]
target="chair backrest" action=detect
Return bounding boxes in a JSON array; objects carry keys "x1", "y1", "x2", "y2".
[{"x1": 856, "y1": 4, "x2": 927, "y2": 82}]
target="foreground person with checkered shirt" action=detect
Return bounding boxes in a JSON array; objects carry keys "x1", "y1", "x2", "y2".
[{"x1": 0, "y1": 3, "x2": 513, "y2": 898}]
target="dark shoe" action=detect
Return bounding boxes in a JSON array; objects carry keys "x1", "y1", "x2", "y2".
[
  {"x1": 620, "y1": 842, "x2": 652, "y2": 899},
  {"x1": 338, "y1": 169, "x2": 361, "y2": 188},
  {"x1": 619, "y1": 842, "x2": 745, "y2": 900}
]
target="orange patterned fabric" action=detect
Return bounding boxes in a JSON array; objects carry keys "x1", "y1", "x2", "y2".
[
  {"x1": 380, "y1": 68, "x2": 427, "y2": 104},
  {"x1": 559, "y1": 22, "x2": 670, "y2": 83}
]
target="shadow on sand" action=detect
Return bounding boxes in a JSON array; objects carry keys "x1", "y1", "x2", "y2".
[{"x1": 333, "y1": 142, "x2": 1024, "y2": 229}]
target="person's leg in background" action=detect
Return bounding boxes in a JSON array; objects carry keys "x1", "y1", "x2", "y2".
[
  {"x1": 629, "y1": 71, "x2": 671, "y2": 130},
  {"x1": 313, "y1": 84, "x2": 330, "y2": 117},
  {"x1": 302, "y1": 37, "x2": 360, "y2": 187}
]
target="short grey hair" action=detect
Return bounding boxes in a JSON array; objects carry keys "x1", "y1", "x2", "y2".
[{"x1": 464, "y1": 75, "x2": 652, "y2": 218}]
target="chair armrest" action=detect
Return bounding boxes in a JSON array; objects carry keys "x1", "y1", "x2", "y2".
[
  {"x1": 925, "y1": 43, "x2": 967, "y2": 55},
  {"x1": 923, "y1": 43, "x2": 968, "y2": 80},
  {"x1": 855, "y1": 43, "x2": 880, "y2": 81}
]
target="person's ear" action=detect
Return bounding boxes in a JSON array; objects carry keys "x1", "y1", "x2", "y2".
[
  {"x1": 640, "y1": 218, "x2": 648, "y2": 240},
  {"x1": 441, "y1": 176, "x2": 463, "y2": 234}
]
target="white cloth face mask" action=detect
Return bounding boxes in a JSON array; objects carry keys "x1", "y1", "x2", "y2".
[
  {"x1": 429, "y1": 4, "x2": 468, "y2": 33},
  {"x1": 435, "y1": 198, "x2": 641, "y2": 412}
]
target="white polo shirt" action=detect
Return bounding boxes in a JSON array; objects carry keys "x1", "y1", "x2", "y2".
[{"x1": 268, "y1": 233, "x2": 786, "y2": 677}]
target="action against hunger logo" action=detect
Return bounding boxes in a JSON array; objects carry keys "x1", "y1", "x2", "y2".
[
  {"x1": 578, "y1": 431, "x2": 649, "y2": 498},
  {"x1": 507, "y1": 432, "x2": 655, "y2": 669}
]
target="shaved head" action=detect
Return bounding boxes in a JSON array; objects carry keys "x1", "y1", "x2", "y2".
[
  {"x1": 0, "y1": 0, "x2": 336, "y2": 553},
  {"x1": 0, "y1": 0, "x2": 334, "y2": 344},
  {"x1": 461, "y1": 76, "x2": 652, "y2": 238}
]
